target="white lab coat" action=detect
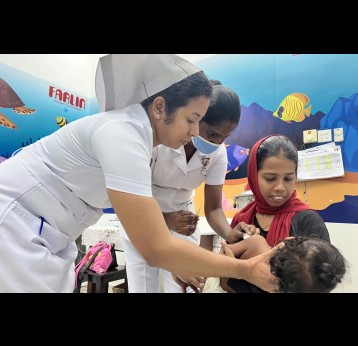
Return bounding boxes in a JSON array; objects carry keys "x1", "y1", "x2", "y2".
[
  {"x1": 0, "y1": 152, "x2": 102, "y2": 292},
  {"x1": 122, "y1": 143, "x2": 228, "y2": 292},
  {"x1": 0, "y1": 104, "x2": 154, "y2": 292}
]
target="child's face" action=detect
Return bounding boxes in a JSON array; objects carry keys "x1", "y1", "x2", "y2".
[{"x1": 258, "y1": 155, "x2": 297, "y2": 208}]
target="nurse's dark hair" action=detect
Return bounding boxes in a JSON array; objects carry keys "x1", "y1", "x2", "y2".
[
  {"x1": 270, "y1": 236, "x2": 347, "y2": 293},
  {"x1": 257, "y1": 135, "x2": 298, "y2": 173},
  {"x1": 209, "y1": 79, "x2": 222, "y2": 86},
  {"x1": 141, "y1": 71, "x2": 212, "y2": 123},
  {"x1": 202, "y1": 80, "x2": 241, "y2": 127}
]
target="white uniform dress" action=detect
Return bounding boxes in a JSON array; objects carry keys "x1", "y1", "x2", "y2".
[
  {"x1": 0, "y1": 104, "x2": 153, "y2": 292},
  {"x1": 121, "y1": 142, "x2": 228, "y2": 292}
]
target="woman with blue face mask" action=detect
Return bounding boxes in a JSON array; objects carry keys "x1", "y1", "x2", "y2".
[{"x1": 122, "y1": 81, "x2": 258, "y2": 293}]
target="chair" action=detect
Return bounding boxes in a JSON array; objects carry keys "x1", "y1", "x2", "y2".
[{"x1": 83, "y1": 265, "x2": 128, "y2": 293}]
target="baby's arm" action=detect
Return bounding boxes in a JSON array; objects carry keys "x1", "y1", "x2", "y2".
[
  {"x1": 219, "y1": 236, "x2": 272, "y2": 293},
  {"x1": 225, "y1": 235, "x2": 271, "y2": 259}
]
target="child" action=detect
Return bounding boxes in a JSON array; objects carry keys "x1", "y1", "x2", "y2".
[{"x1": 220, "y1": 235, "x2": 347, "y2": 293}]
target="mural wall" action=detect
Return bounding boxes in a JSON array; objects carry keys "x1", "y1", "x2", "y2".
[
  {"x1": 194, "y1": 54, "x2": 358, "y2": 223},
  {"x1": 1, "y1": 55, "x2": 357, "y2": 224},
  {"x1": 0, "y1": 63, "x2": 99, "y2": 158}
]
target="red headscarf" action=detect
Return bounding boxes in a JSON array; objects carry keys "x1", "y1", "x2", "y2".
[{"x1": 231, "y1": 135, "x2": 310, "y2": 246}]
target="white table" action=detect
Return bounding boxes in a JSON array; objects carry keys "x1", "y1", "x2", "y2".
[
  {"x1": 82, "y1": 214, "x2": 124, "y2": 250},
  {"x1": 198, "y1": 217, "x2": 232, "y2": 235},
  {"x1": 82, "y1": 214, "x2": 231, "y2": 251},
  {"x1": 197, "y1": 217, "x2": 233, "y2": 252}
]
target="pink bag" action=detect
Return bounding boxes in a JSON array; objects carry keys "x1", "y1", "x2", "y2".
[{"x1": 74, "y1": 241, "x2": 113, "y2": 291}]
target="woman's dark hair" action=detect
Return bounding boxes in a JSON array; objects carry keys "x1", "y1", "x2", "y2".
[
  {"x1": 201, "y1": 84, "x2": 241, "y2": 127},
  {"x1": 140, "y1": 71, "x2": 212, "y2": 124},
  {"x1": 257, "y1": 135, "x2": 298, "y2": 173},
  {"x1": 209, "y1": 79, "x2": 222, "y2": 86},
  {"x1": 270, "y1": 236, "x2": 347, "y2": 293}
]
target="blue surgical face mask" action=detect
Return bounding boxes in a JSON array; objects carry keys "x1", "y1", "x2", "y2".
[{"x1": 191, "y1": 136, "x2": 221, "y2": 155}]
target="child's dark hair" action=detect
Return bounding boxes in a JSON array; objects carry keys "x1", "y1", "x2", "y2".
[
  {"x1": 140, "y1": 71, "x2": 212, "y2": 124},
  {"x1": 257, "y1": 135, "x2": 298, "y2": 173},
  {"x1": 270, "y1": 236, "x2": 347, "y2": 293}
]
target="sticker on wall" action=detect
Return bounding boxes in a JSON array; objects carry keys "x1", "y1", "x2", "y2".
[{"x1": 49, "y1": 86, "x2": 86, "y2": 111}]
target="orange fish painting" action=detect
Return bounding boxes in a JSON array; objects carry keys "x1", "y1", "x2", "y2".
[{"x1": 273, "y1": 92, "x2": 311, "y2": 123}]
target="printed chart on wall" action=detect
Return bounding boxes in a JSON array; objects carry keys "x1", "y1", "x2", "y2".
[{"x1": 297, "y1": 142, "x2": 344, "y2": 181}]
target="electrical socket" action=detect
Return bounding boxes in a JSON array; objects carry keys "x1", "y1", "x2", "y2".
[
  {"x1": 317, "y1": 129, "x2": 332, "y2": 143},
  {"x1": 303, "y1": 129, "x2": 318, "y2": 144},
  {"x1": 334, "y1": 128, "x2": 344, "y2": 142}
]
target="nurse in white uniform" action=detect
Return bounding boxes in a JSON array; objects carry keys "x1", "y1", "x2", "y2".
[
  {"x1": 123, "y1": 82, "x2": 257, "y2": 292},
  {"x1": 0, "y1": 54, "x2": 279, "y2": 293}
]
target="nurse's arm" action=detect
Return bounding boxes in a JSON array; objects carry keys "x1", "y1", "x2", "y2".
[
  {"x1": 107, "y1": 189, "x2": 278, "y2": 292},
  {"x1": 204, "y1": 184, "x2": 245, "y2": 243}
]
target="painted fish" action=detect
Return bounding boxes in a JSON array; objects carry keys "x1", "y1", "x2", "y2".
[
  {"x1": 226, "y1": 144, "x2": 250, "y2": 173},
  {"x1": 273, "y1": 92, "x2": 311, "y2": 123},
  {"x1": 56, "y1": 116, "x2": 68, "y2": 127}
]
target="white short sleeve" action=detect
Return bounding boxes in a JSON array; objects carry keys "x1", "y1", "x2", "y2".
[
  {"x1": 205, "y1": 145, "x2": 228, "y2": 186},
  {"x1": 91, "y1": 116, "x2": 153, "y2": 197}
]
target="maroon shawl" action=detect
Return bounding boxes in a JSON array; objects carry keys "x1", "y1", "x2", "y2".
[{"x1": 231, "y1": 135, "x2": 309, "y2": 246}]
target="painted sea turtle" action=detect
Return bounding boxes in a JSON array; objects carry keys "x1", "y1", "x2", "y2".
[{"x1": 0, "y1": 78, "x2": 36, "y2": 130}]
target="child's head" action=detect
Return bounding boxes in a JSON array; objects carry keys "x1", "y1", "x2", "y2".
[{"x1": 270, "y1": 236, "x2": 347, "y2": 293}]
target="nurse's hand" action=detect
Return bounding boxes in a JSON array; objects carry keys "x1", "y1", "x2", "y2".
[
  {"x1": 172, "y1": 273, "x2": 205, "y2": 293},
  {"x1": 163, "y1": 211, "x2": 199, "y2": 236},
  {"x1": 226, "y1": 222, "x2": 258, "y2": 243},
  {"x1": 243, "y1": 245, "x2": 283, "y2": 293},
  {"x1": 220, "y1": 240, "x2": 235, "y2": 258},
  {"x1": 233, "y1": 222, "x2": 258, "y2": 236}
]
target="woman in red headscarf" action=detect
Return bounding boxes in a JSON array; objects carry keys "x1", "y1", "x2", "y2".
[{"x1": 224, "y1": 135, "x2": 330, "y2": 293}]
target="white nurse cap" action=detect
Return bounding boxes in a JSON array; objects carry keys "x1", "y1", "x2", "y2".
[{"x1": 95, "y1": 54, "x2": 202, "y2": 112}]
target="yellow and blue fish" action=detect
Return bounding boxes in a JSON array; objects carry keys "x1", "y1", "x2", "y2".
[
  {"x1": 273, "y1": 92, "x2": 311, "y2": 123},
  {"x1": 56, "y1": 116, "x2": 68, "y2": 127}
]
